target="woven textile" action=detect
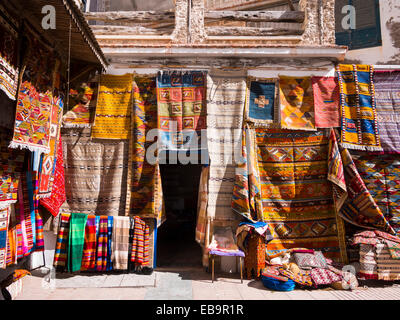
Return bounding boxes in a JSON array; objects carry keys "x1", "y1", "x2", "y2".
[
  {"x1": 156, "y1": 71, "x2": 206, "y2": 151},
  {"x1": 40, "y1": 137, "x2": 66, "y2": 217},
  {"x1": 244, "y1": 233, "x2": 265, "y2": 279},
  {"x1": 80, "y1": 215, "x2": 96, "y2": 271},
  {"x1": 37, "y1": 95, "x2": 63, "y2": 198},
  {"x1": 32, "y1": 171, "x2": 44, "y2": 252},
  {"x1": 354, "y1": 155, "x2": 400, "y2": 234},
  {"x1": 62, "y1": 84, "x2": 94, "y2": 128},
  {"x1": 376, "y1": 242, "x2": 400, "y2": 280},
  {"x1": 67, "y1": 213, "x2": 88, "y2": 272},
  {"x1": 233, "y1": 127, "x2": 346, "y2": 262},
  {"x1": 6, "y1": 227, "x2": 16, "y2": 266},
  {"x1": 95, "y1": 216, "x2": 108, "y2": 272},
  {"x1": 328, "y1": 130, "x2": 394, "y2": 234},
  {"x1": 0, "y1": 207, "x2": 9, "y2": 269},
  {"x1": 15, "y1": 184, "x2": 30, "y2": 257},
  {"x1": 207, "y1": 69, "x2": 246, "y2": 220},
  {"x1": 278, "y1": 267, "x2": 313, "y2": 287},
  {"x1": 293, "y1": 251, "x2": 328, "y2": 269},
  {"x1": 0, "y1": 128, "x2": 25, "y2": 210},
  {"x1": 310, "y1": 267, "x2": 342, "y2": 285},
  {"x1": 128, "y1": 76, "x2": 164, "y2": 221},
  {"x1": 0, "y1": 14, "x2": 19, "y2": 100},
  {"x1": 279, "y1": 76, "x2": 315, "y2": 131},
  {"x1": 91, "y1": 74, "x2": 133, "y2": 139},
  {"x1": 245, "y1": 77, "x2": 279, "y2": 127},
  {"x1": 336, "y1": 64, "x2": 382, "y2": 151},
  {"x1": 312, "y1": 76, "x2": 340, "y2": 128},
  {"x1": 53, "y1": 213, "x2": 70, "y2": 271},
  {"x1": 131, "y1": 216, "x2": 150, "y2": 266},
  {"x1": 195, "y1": 166, "x2": 209, "y2": 246},
  {"x1": 111, "y1": 216, "x2": 130, "y2": 270},
  {"x1": 373, "y1": 71, "x2": 400, "y2": 154},
  {"x1": 60, "y1": 127, "x2": 129, "y2": 216},
  {"x1": 106, "y1": 216, "x2": 113, "y2": 271},
  {"x1": 22, "y1": 172, "x2": 35, "y2": 252},
  {"x1": 385, "y1": 239, "x2": 400, "y2": 260}
]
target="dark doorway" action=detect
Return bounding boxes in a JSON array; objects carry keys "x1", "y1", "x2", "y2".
[{"x1": 157, "y1": 162, "x2": 203, "y2": 268}]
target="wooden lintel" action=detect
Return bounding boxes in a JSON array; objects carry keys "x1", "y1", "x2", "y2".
[
  {"x1": 84, "y1": 11, "x2": 175, "y2": 23},
  {"x1": 206, "y1": 25, "x2": 304, "y2": 36},
  {"x1": 204, "y1": 10, "x2": 304, "y2": 22},
  {"x1": 90, "y1": 25, "x2": 168, "y2": 35}
]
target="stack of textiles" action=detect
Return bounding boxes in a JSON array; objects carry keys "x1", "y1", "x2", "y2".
[
  {"x1": 53, "y1": 213, "x2": 153, "y2": 274},
  {"x1": 351, "y1": 230, "x2": 400, "y2": 281},
  {"x1": 262, "y1": 248, "x2": 358, "y2": 290}
]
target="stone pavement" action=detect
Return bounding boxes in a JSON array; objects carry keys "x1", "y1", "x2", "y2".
[{"x1": 14, "y1": 267, "x2": 400, "y2": 300}]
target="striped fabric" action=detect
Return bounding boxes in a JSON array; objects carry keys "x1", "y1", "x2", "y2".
[
  {"x1": 106, "y1": 216, "x2": 113, "y2": 271},
  {"x1": 6, "y1": 227, "x2": 17, "y2": 266},
  {"x1": 376, "y1": 242, "x2": 400, "y2": 281},
  {"x1": 0, "y1": 207, "x2": 9, "y2": 269},
  {"x1": 95, "y1": 216, "x2": 108, "y2": 272},
  {"x1": 111, "y1": 216, "x2": 130, "y2": 270},
  {"x1": 359, "y1": 244, "x2": 378, "y2": 280},
  {"x1": 80, "y1": 215, "x2": 97, "y2": 271},
  {"x1": 53, "y1": 213, "x2": 71, "y2": 271},
  {"x1": 67, "y1": 213, "x2": 88, "y2": 272},
  {"x1": 131, "y1": 216, "x2": 150, "y2": 266}
]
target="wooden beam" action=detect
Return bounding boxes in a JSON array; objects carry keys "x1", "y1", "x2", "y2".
[
  {"x1": 84, "y1": 10, "x2": 175, "y2": 23},
  {"x1": 204, "y1": 10, "x2": 304, "y2": 22},
  {"x1": 90, "y1": 25, "x2": 168, "y2": 35},
  {"x1": 287, "y1": 0, "x2": 295, "y2": 11},
  {"x1": 206, "y1": 24, "x2": 304, "y2": 36}
]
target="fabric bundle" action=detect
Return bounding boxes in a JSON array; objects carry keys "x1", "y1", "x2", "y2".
[
  {"x1": 336, "y1": 64, "x2": 382, "y2": 151},
  {"x1": 53, "y1": 213, "x2": 71, "y2": 271},
  {"x1": 279, "y1": 76, "x2": 315, "y2": 131},
  {"x1": 312, "y1": 76, "x2": 340, "y2": 128},
  {"x1": 62, "y1": 84, "x2": 95, "y2": 128},
  {"x1": 156, "y1": 71, "x2": 207, "y2": 151},
  {"x1": 131, "y1": 216, "x2": 150, "y2": 266},
  {"x1": 67, "y1": 213, "x2": 88, "y2": 272},
  {"x1": 60, "y1": 127, "x2": 129, "y2": 216},
  {"x1": 0, "y1": 207, "x2": 9, "y2": 269},
  {"x1": 91, "y1": 74, "x2": 133, "y2": 140},
  {"x1": 95, "y1": 216, "x2": 108, "y2": 272},
  {"x1": 245, "y1": 77, "x2": 279, "y2": 128},
  {"x1": 373, "y1": 71, "x2": 400, "y2": 153},
  {"x1": 80, "y1": 215, "x2": 96, "y2": 271},
  {"x1": 6, "y1": 227, "x2": 16, "y2": 266},
  {"x1": 128, "y1": 76, "x2": 164, "y2": 222},
  {"x1": 111, "y1": 216, "x2": 130, "y2": 270},
  {"x1": 207, "y1": 69, "x2": 247, "y2": 221}
]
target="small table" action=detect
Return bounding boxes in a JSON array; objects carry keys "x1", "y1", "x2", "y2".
[{"x1": 208, "y1": 250, "x2": 245, "y2": 283}]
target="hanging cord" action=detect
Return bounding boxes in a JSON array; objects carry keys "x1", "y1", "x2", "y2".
[{"x1": 66, "y1": 18, "x2": 72, "y2": 111}]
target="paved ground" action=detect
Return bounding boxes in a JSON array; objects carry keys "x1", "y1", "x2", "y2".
[{"x1": 14, "y1": 267, "x2": 400, "y2": 300}]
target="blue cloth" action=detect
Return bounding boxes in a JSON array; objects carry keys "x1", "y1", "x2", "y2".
[
  {"x1": 248, "y1": 80, "x2": 276, "y2": 121},
  {"x1": 106, "y1": 216, "x2": 113, "y2": 271}
]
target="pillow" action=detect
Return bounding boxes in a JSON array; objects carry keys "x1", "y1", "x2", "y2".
[{"x1": 293, "y1": 251, "x2": 327, "y2": 269}]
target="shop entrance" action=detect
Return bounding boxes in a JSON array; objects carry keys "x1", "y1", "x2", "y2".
[{"x1": 157, "y1": 160, "x2": 203, "y2": 268}]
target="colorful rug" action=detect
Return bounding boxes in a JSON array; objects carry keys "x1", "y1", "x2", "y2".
[
  {"x1": 328, "y1": 129, "x2": 394, "y2": 234},
  {"x1": 354, "y1": 155, "x2": 400, "y2": 234},
  {"x1": 131, "y1": 216, "x2": 150, "y2": 266},
  {"x1": 0, "y1": 207, "x2": 9, "y2": 269},
  {"x1": 127, "y1": 76, "x2": 164, "y2": 222},
  {"x1": 67, "y1": 213, "x2": 88, "y2": 272},
  {"x1": 245, "y1": 77, "x2": 279, "y2": 128},
  {"x1": 95, "y1": 216, "x2": 108, "y2": 272},
  {"x1": 106, "y1": 216, "x2": 113, "y2": 271},
  {"x1": 10, "y1": 81, "x2": 53, "y2": 154},
  {"x1": 232, "y1": 127, "x2": 346, "y2": 262},
  {"x1": 60, "y1": 127, "x2": 129, "y2": 216},
  {"x1": 111, "y1": 216, "x2": 130, "y2": 270},
  {"x1": 0, "y1": 128, "x2": 25, "y2": 210},
  {"x1": 376, "y1": 242, "x2": 400, "y2": 280},
  {"x1": 62, "y1": 84, "x2": 95, "y2": 128},
  {"x1": 0, "y1": 14, "x2": 19, "y2": 100},
  {"x1": 53, "y1": 213, "x2": 71, "y2": 271},
  {"x1": 91, "y1": 74, "x2": 133, "y2": 140},
  {"x1": 156, "y1": 71, "x2": 207, "y2": 151},
  {"x1": 207, "y1": 69, "x2": 247, "y2": 220},
  {"x1": 336, "y1": 64, "x2": 382, "y2": 151},
  {"x1": 373, "y1": 71, "x2": 400, "y2": 153},
  {"x1": 22, "y1": 171, "x2": 35, "y2": 252},
  {"x1": 6, "y1": 227, "x2": 16, "y2": 267},
  {"x1": 279, "y1": 76, "x2": 316, "y2": 131},
  {"x1": 37, "y1": 94, "x2": 63, "y2": 199},
  {"x1": 312, "y1": 76, "x2": 340, "y2": 128},
  {"x1": 31, "y1": 171, "x2": 44, "y2": 252},
  {"x1": 80, "y1": 215, "x2": 96, "y2": 271},
  {"x1": 40, "y1": 137, "x2": 66, "y2": 217}
]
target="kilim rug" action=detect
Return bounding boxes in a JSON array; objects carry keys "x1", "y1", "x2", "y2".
[
  {"x1": 312, "y1": 76, "x2": 340, "y2": 128},
  {"x1": 127, "y1": 76, "x2": 164, "y2": 222},
  {"x1": 0, "y1": 206, "x2": 9, "y2": 269},
  {"x1": 62, "y1": 84, "x2": 95, "y2": 128},
  {"x1": 53, "y1": 213, "x2": 70, "y2": 271},
  {"x1": 206, "y1": 68, "x2": 247, "y2": 221},
  {"x1": 95, "y1": 216, "x2": 108, "y2": 272},
  {"x1": 112, "y1": 216, "x2": 130, "y2": 270},
  {"x1": 38, "y1": 94, "x2": 63, "y2": 199},
  {"x1": 327, "y1": 129, "x2": 394, "y2": 234},
  {"x1": 67, "y1": 212, "x2": 88, "y2": 272},
  {"x1": 376, "y1": 242, "x2": 400, "y2": 280},
  {"x1": 354, "y1": 154, "x2": 400, "y2": 235},
  {"x1": 80, "y1": 215, "x2": 96, "y2": 271},
  {"x1": 6, "y1": 227, "x2": 16, "y2": 266},
  {"x1": 279, "y1": 76, "x2": 316, "y2": 131},
  {"x1": 245, "y1": 77, "x2": 279, "y2": 128},
  {"x1": 91, "y1": 74, "x2": 133, "y2": 140},
  {"x1": 131, "y1": 216, "x2": 150, "y2": 266},
  {"x1": 40, "y1": 137, "x2": 66, "y2": 217},
  {"x1": 0, "y1": 128, "x2": 25, "y2": 210},
  {"x1": 373, "y1": 71, "x2": 400, "y2": 153},
  {"x1": 336, "y1": 64, "x2": 382, "y2": 151},
  {"x1": 232, "y1": 127, "x2": 346, "y2": 262},
  {"x1": 0, "y1": 13, "x2": 19, "y2": 100},
  {"x1": 156, "y1": 71, "x2": 207, "y2": 151},
  {"x1": 60, "y1": 127, "x2": 129, "y2": 216},
  {"x1": 358, "y1": 244, "x2": 378, "y2": 279}
]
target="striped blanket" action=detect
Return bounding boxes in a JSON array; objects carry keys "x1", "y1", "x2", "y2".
[
  {"x1": 112, "y1": 216, "x2": 130, "y2": 270},
  {"x1": 131, "y1": 216, "x2": 150, "y2": 266},
  {"x1": 95, "y1": 216, "x2": 108, "y2": 272},
  {"x1": 67, "y1": 213, "x2": 88, "y2": 272},
  {"x1": 376, "y1": 243, "x2": 400, "y2": 280},
  {"x1": 0, "y1": 207, "x2": 9, "y2": 269},
  {"x1": 80, "y1": 215, "x2": 97, "y2": 271},
  {"x1": 53, "y1": 213, "x2": 71, "y2": 271}
]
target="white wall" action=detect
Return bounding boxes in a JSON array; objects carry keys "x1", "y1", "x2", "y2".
[{"x1": 345, "y1": 0, "x2": 400, "y2": 64}]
